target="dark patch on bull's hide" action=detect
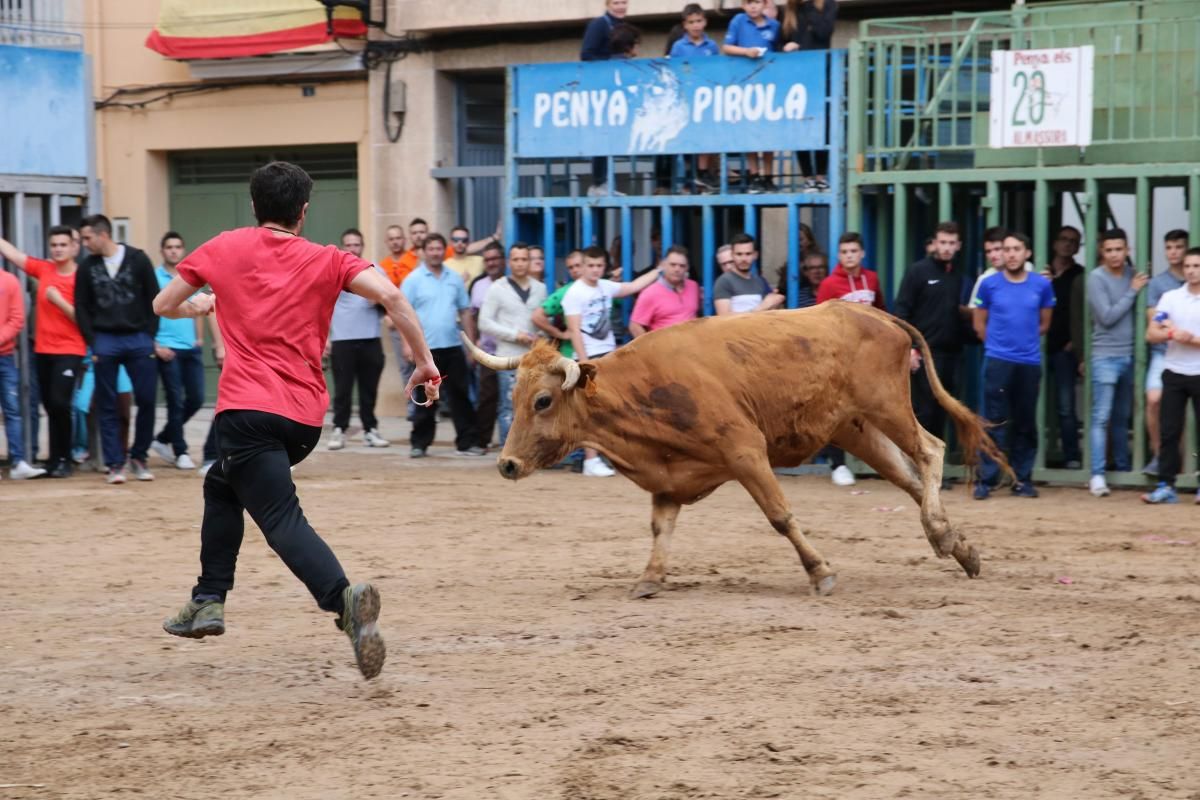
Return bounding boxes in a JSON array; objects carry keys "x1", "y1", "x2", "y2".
[
  {"x1": 531, "y1": 436, "x2": 564, "y2": 466},
  {"x1": 647, "y1": 383, "x2": 700, "y2": 432},
  {"x1": 725, "y1": 340, "x2": 755, "y2": 362},
  {"x1": 793, "y1": 336, "x2": 813, "y2": 356},
  {"x1": 715, "y1": 422, "x2": 731, "y2": 437},
  {"x1": 851, "y1": 417, "x2": 866, "y2": 434},
  {"x1": 589, "y1": 409, "x2": 614, "y2": 430}
]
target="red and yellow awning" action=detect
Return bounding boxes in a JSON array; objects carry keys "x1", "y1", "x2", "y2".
[{"x1": 145, "y1": 0, "x2": 366, "y2": 59}]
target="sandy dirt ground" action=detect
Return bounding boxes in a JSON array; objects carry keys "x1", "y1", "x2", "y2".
[{"x1": 3, "y1": 447, "x2": 1199, "y2": 800}]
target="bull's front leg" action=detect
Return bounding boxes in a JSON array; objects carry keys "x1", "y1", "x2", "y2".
[{"x1": 631, "y1": 494, "x2": 681, "y2": 599}]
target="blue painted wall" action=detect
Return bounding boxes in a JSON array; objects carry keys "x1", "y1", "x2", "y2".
[{"x1": 0, "y1": 45, "x2": 88, "y2": 177}]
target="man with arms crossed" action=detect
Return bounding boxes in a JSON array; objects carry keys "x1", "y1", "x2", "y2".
[{"x1": 153, "y1": 162, "x2": 439, "y2": 680}]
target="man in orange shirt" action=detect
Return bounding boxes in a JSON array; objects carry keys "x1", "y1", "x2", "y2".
[
  {"x1": 378, "y1": 224, "x2": 408, "y2": 287},
  {"x1": 396, "y1": 218, "x2": 429, "y2": 283}
]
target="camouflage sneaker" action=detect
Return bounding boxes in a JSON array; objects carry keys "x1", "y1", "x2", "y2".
[
  {"x1": 338, "y1": 583, "x2": 385, "y2": 679},
  {"x1": 162, "y1": 599, "x2": 225, "y2": 639}
]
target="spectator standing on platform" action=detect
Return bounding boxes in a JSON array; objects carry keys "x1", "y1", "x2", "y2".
[
  {"x1": 401, "y1": 233, "x2": 482, "y2": 458},
  {"x1": 972, "y1": 232, "x2": 1055, "y2": 499},
  {"x1": 669, "y1": 4, "x2": 720, "y2": 193},
  {"x1": 327, "y1": 228, "x2": 389, "y2": 451},
  {"x1": 1086, "y1": 228, "x2": 1146, "y2": 497},
  {"x1": 629, "y1": 245, "x2": 700, "y2": 336},
  {"x1": 1142, "y1": 246, "x2": 1200, "y2": 504},
  {"x1": 722, "y1": 0, "x2": 781, "y2": 193},
  {"x1": 582, "y1": 0, "x2": 630, "y2": 197},
  {"x1": 894, "y1": 221, "x2": 968, "y2": 444},
  {"x1": 1042, "y1": 225, "x2": 1086, "y2": 470},
  {"x1": 468, "y1": 242, "x2": 507, "y2": 450},
  {"x1": 75, "y1": 214, "x2": 161, "y2": 484},
  {"x1": 782, "y1": 0, "x2": 837, "y2": 191},
  {"x1": 479, "y1": 242, "x2": 548, "y2": 446},
  {"x1": 446, "y1": 225, "x2": 486, "y2": 285},
  {"x1": 1, "y1": 227, "x2": 84, "y2": 479},
  {"x1": 1143, "y1": 229, "x2": 1190, "y2": 477},
  {"x1": 150, "y1": 231, "x2": 205, "y2": 471},
  {"x1": 562, "y1": 246, "x2": 661, "y2": 476},
  {"x1": 714, "y1": 234, "x2": 783, "y2": 315}
]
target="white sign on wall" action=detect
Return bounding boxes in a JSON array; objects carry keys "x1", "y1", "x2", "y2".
[{"x1": 989, "y1": 46, "x2": 1094, "y2": 148}]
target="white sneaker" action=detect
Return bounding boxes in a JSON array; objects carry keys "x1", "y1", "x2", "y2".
[
  {"x1": 199, "y1": 461, "x2": 215, "y2": 477},
  {"x1": 1089, "y1": 474, "x2": 1110, "y2": 497},
  {"x1": 582, "y1": 456, "x2": 615, "y2": 477},
  {"x1": 328, "y1": 427, "x2": 345, "y2": 451},
  {"x1": 9, "y1": 460, "x2": 46, "y2": 480},
  {"x1": 364, "y1": 429, "x2": 390, "y2": 448},
  {"x1": 150, "y1": 441, "x2": 174, "y2": 464},
  {"x1": 831, "y1": 465, "x2": 857, "y2": 487},
  {"x1": 130, "y1": 459, "x2": 155, "y2": 481},
  {"x1": 175, "y1": 453, "x2": 196, "y2": 470}
]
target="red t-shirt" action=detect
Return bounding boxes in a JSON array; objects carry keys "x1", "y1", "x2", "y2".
[
  {"x1": 176, "y1": 227, "x2": 372, "y2": 427},
  {"x1": 25, "y1": 258, "x2": 87, "y2": 356}
]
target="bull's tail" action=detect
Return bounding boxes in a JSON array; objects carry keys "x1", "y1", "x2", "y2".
[{"x1": 890, "y1": 316, "x2": 1015, "y2": 482}]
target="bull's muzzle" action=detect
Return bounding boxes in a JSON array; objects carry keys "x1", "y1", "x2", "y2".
[{"x1": 498, "y1": 457, "x2": 522, "y2": 480}]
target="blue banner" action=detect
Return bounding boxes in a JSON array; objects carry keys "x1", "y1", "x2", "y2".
[
  {"x1": 0, "y1": 45, "x2": 88, "y2": 178},
  {"x1": 513, "y1": 51, "x2": 829, "y2": 158}
]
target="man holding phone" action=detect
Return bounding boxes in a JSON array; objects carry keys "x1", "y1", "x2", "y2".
[{"x1": 1086, "y1": 228, "x2": 1147, "y2": 497}]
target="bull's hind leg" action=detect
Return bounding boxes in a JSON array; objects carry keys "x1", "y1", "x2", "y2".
[
  {"x1": 631, "y1": 494, "x2": 680, "y2": 599},
  {"x1": 731, "y1": 453, "x2": 837, "y2": 596},
  {"x1": 839, "y1": 422, "x2": 980, "y2": 578}
]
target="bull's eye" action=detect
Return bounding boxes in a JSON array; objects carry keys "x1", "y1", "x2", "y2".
[{"x1": 534, "y1": 394, "x2": 552, "y2": 412}]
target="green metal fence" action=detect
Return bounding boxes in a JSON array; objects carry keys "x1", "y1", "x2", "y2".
[{"x1": 847, "y1": 0, "x2": 1200, "y2": 489}]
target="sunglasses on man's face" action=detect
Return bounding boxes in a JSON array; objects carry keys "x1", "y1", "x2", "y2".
[{"x1": 451, "y1": 236, "x2": 469, "y2": 243}]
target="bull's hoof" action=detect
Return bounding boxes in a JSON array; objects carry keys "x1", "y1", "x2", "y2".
[
  {"x1": 956, "y1": 545, "x2": 981, "y2": 578},
  {"x1": 630, "y1": 581, "x2": 663, "y2": 599},
  {"x1": 813, "y1": 574, "x2": 838, "y2": 596}
]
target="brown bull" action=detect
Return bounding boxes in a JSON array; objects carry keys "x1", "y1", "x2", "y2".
[{"x1": 463, "y1": 302, "x2": 1009, "y2": 598}]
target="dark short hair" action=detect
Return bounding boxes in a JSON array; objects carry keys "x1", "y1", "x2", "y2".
[
  {"x1": 450, "y1": 225, "x2": 469, "y2": 237},
  {"x1": 249, "y1": 162, "x2": 312, "y2": 227},
  {"x1": 340, "y1": 228, "x2": 363, "y2": 242},
  {"x1": 665, "y1": 244, "x2": 689, "y2": 259},
  {"x1": 682, "y1": 3, "x2": 704, "y2": 18},
  {"x1": 160, "y1": 230, "x2": 184, "y2": 248},
  {"x1": 481, "y1": 241, "x2": 505, "y2": 257},
  {"x1": 1056, "y1": 225, "x2": 1081, "y2": 238},
  {"x1": 1005, "y1": 232, "x2": 1033, "y2": 251},
  {"x1": 507, "y1": 241, "x2": 529, "y2": 255},
  {"x1": 1165, "y1": 229, "x2": 1189, "y2": 244},
  {"x1": 1185, "y1": 246, "x2": 1200, "y2": 260},
  {"x1": 410, "y1": 217, "x2": 427, "y2": 228},
  {"x1": 984, "y1": 226, "x2": 1008, "y2": 244},
  {"x1": 1100, "y1": 228, "x2": 1128, "y2": 245},
  {"x1": 81, "y1": 214, "x2": 112, "y2": 236},
  {"x1": 582, "y1": 245, "x2": 607, "y2": 261},
  {"x1": 48, "y1": 225, "x2": 75, "y2": 240},
  {"x1": 934, "y1": 221, "x2": 960, "y2": 238},
  {"x1": 729, "y1": 233, "x2": 756, "y2": 248},
  {"x1": 610, "y1": 23, "x2": 641, "y2": 56},
  {"x1": 423, "y1": 232, "x2": 446, "y2": 249},
  {"x1": 838, "y1": 231, "x2": 864, "y2": 247},
  {"x1": 528, "y1": 245, "x2": 545, "y2": 254}
]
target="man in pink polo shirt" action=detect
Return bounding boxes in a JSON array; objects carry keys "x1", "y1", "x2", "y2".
[{"x1": 629, "y1": 245, "x2": 701, "y2": 337}]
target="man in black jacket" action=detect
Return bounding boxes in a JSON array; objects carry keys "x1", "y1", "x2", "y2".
[
  {"x1": 894, "y1": 221, "x2": 970, "y2": 445},
  {"x1": 76, "y1": 214, "x2": 161, "y2": 484}
]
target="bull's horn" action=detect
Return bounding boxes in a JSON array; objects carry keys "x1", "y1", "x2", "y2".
[
  {"x1": 555, "y1": 355, "x2": 581, "y2": 391},
  {"x1": 460, "y1": 331, "x2": 521, "y2": 371}
]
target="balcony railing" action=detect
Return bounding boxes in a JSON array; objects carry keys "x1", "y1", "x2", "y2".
[
  {"x1": 851, "y1": 0, "x2": 1200, "y2": 173},
  {"x1": 0, "y1": 0, "x2": 82, "y2": 48}
]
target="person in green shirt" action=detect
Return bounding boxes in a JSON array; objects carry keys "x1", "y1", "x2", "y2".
[{"x1": 531, "y1": 249, "x2": 584, "y2": 357}]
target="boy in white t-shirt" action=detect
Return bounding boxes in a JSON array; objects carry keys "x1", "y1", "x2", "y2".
[
  {"x1": 562, "y1": 245, "x2": 662, "y2": 476},
  {"x1": 1142, "y1": 246, "x2": 1200, "y2": 505}
]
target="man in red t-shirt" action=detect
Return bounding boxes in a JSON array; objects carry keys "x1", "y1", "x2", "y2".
[
  {"x1": 153, "y1": 161, "x2": 440, "y2": 680},
  {"x1": 0, "y1": 225, "x2": 87, "y2": 478}
]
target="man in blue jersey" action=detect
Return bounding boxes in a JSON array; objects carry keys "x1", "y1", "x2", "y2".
[{"x1": 972, "y1": 231, "x2": 1056, "y2": 499}]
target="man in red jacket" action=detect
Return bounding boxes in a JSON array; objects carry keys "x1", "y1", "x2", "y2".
[{"x1": 816, "y1": 231, "x2": 886, "y2": 309}]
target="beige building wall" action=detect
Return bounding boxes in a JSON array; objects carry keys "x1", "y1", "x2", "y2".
[{"x1": 85, "y1": 0, "x2": 371, "y2": 256}]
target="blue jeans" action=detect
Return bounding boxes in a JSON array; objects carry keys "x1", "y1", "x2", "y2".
[
  {"x1": 497, "y1": 369, "x2": 518, "y2": 447},
  {"x1": 156, "y1": 347, "x2": 205, "y2": 456},
  {"x1": 1089, "y1": 355, "x2": 1134, "y2": 476},
  {"x1": 978, "y1": 357, "x2": 1041, "y2": 485},
  {"x1": 94, "y1": 331, "x2": 158, "y2": 468},
  {"x1": 0, "y1": 354, "x2": 26, "y2": 463},
  {"x1": 1048, "y1": 349, "x2": 1081, "y2": 463}
]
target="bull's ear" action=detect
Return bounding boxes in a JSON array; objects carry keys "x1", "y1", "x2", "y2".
[{"x1": 579, "y1": 363, "x2": 599, "y2": 397}]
